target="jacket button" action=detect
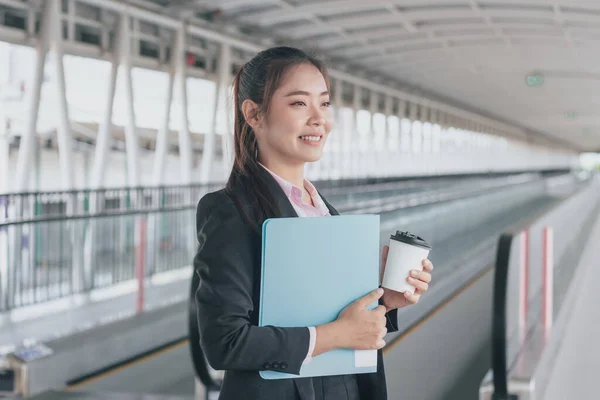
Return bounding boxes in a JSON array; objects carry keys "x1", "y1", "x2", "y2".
[
  {"x1": 281, "y1": 362, "x2": 288, "y2": 369},
  {"x1": 263, "y1": 362, "x2": 272, "y2": 369},
  {"x1": 273, "y1": 362, "x2": 281, "y2": 369}
]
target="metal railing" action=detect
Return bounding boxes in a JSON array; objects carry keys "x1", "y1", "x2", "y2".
[
  {"x1": 0, "y1": 184, "x2": 222, "y2": 311},
  {"x1": 480, "y1": 174, "x2": 600, "y2": 399},
  {"x1": 0, "y1": 172, "x2": 579, "y2": 312},
  {"x1": 0, "y1": 177, "x2": 422, "y2": 312}
]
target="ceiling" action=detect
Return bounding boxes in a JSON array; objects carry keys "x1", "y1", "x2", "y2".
[{"x1": 142, "y1": 0, "x2": 600, "y2": 152}]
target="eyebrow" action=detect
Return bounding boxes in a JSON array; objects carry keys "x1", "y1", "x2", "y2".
[{"x1": 284, "y1": 90, "x2": 329, "y2": 97}]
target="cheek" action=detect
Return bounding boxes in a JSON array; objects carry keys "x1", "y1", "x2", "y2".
[
  {"x1": 268, "y1": 106, "x2": 298, "y2": 129},
  {"x1": 325, "y1": 114, "x2": 334, "y2": 133}
]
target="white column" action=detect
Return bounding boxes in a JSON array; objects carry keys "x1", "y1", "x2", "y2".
[
  {"x1": 90, "y1": 49, "x2": 119, "y2": 189},
  {"x1": 383, "y1": 95, "x2": 393, "y2": 176},
  {"x1": 0, "y1": 112, "x2": 8, "y2": 193},
  {"x1": 409, "y1": 102, "x2": 419, "y2": 174},
  {"x1": 367, "y1": 91, "x2": 377, "y2": 177},
  {"x1": 14, "y1": 1, "x2": 52, "y2": 192},
  {"x1": 0, "y1": 103, "x2": 7, "y2": 306},
  {"x1": 152, "y1": 70, "x2": 174, "y2": 186},
  {"x1": 332, "y1": 78, "x2": 344, "y2": 180},
  {"x1": 397, "y1": 100, "x2": 405, "y2": 156},
  {"x1": 173, "y1": 24, "x2": 193, "y2": 185},
  {"x1": 409, "y1": 102, "x2": 418, "y2": 151},
  {"x1": 200, "y1": 44, "x2": 231, "y2": 184},
  {"x1": 217, "y1": 44, "x2": 233, "y2": 180},
  {"x1": 351, "y1": 85, "x2": 361, "y2": 179},
  {"x1": 119, "y1": 13, "x2": 140, "y2": 187},
  {"x1": 67, "y1": 0, "x2": 76, "y2": 41},
  {"x1": 421, "y1": 106, "x2": 430, "y2": 155},
  {"x1": 49, "y1": 0, "x2": 75, "y2": 190},
  {"x1": 84, "y1": 16, "x2": 124, "y2": 294}
]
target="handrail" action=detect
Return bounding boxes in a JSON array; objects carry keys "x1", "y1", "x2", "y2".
[
  {"x1": 0, "y1": 173, "x2": 552, "y2": 228},
  {"x1": 491, "y1": 234, "x2": 516, "y2": 400},
  {"x1": 339, "y1": 173, "x2": 542, "y2": 214},
  {"x1": 0, "y1": 175, "x2": 413, "y2": 197},
  {"x1": 0, "y1": 169, "x2": 569, "y2": 198},
  {"x1": 188, "y1": 269, "x2": 222, "y2": 393}
]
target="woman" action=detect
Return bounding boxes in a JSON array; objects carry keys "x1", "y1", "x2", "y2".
[{"x1": 193, "y1": 46, "x2": 434, "y2": 400}]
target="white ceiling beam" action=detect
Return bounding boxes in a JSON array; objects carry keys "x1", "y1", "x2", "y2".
[
  {"x1": 319, "y1": 22, "x2": 514, "y2": 51},
  {"x1": 274, "y1": 0, "x2": 361, "y2": 49},
  {"x1": 219, "y1": 0, "x2": 280, "y2": 11},
  {"x1": 483, "y1": 9, "x2": 556, "y2": 19},
  {"x1": 240, "y1": 0, "x2": 393, "y2": 26},
  {"x1": 0, "y1": 0, "x2": 30, "y2": 10},
  {"x1": 564, "y1": 13, "x2": 600, "y2": 24},
  {"x1": 328, "y1": 31, "x2": 499, "y2": 60},
  {"x1": 385, "y1": 4, "x2": 417, "y2": 33},
  {"x1": 5, "y1": 0, "x2": 557, "y2": 146},
  {"x1": 283, "y1": 23, "x2": 340, "y2": 40},
  {"x1": 419, "y1": 21, "x2": 489, "y2": 33},
  {"x1": 307, "y1": 13, "x2": 400, "y2": 32},
  {"x1": 469, "y1": 0, "x2": 511, "y2": 48},
  {"x1": 77, "y1": 0, "x2": 264, "y2": 53},
  {"x1": 237, "y1": 0, "x2": 530, "y2": 26},
  {"x1": 280, "y1": 9, "x2": 490, "y2": 40}
]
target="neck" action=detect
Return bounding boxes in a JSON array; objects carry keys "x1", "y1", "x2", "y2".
[{"x1": 259, "y1": 155, "x2": 305, "y2": 189}]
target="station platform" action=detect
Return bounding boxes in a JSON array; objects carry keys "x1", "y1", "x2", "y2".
[{"x1": 1, "y1": 171, "x2": 591, "y2": 400}]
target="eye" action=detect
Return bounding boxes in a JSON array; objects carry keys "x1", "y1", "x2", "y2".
[
  {"x1": 291, "y1": 101, "x2": 306, "y2": 106},
  {"x1": 322, "y1": 101, "x2": 331, "y2": 107}
]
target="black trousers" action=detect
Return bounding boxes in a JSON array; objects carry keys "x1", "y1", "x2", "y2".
[{"x1": 312, "y1": 374, "x2": 360, "y2": 400}]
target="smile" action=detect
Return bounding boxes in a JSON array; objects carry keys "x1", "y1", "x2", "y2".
[{"x1": 299, "y1": 136, "x2": 322, "y2": 142}]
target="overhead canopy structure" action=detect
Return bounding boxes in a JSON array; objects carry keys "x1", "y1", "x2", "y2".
[{"x1": 143, "y1": 0, "x2": 600, "y2": 153}]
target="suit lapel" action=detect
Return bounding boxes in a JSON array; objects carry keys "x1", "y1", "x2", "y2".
[
  {"x1": 317, "y1": 189, "x2": 340, "y2": 216},
  {"x1": 257, "y1": 166, "x2": 299, "y2": 219}
]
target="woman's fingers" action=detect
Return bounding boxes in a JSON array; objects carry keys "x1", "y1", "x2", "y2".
[
  {"x1": 404, "y1": 291, "x2": 420, "y2": 304},
  {"x1": 422, "y1": 258, "x2": 434, "y2": 271},
  {"x1": 410, "y1": 269, "x2": 432, "y2": 284},
  {"x1": 407, "y1": 276, "x2": 429, "y2": 292}
]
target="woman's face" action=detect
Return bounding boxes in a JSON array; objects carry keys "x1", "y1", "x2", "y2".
[{"x1": 253, "y1": 63, "x2": 333, "y2": 166}]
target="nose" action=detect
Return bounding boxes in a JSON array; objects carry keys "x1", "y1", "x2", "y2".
[{"x1": 309, "y1": 106, "x2": 327, "y2": 127}]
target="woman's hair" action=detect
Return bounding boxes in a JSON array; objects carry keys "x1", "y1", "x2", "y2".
[{"x1": 226, "y1": 46, "x2": 330, "y2": 230}]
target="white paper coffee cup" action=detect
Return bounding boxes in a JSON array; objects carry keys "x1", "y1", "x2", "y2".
[{"x1": 381, "y1": 231, "x2": 432, "y2": 294}]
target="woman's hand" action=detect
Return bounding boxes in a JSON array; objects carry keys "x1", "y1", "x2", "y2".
[
  {"x1": 379, "y1": 245, "x2": 434, "y2": 311},
  {"x1": 334, "y1": 288, "x2": 388, "y2": 350}
]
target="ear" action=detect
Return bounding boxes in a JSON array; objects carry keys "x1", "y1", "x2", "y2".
[{"x1": 241, "y1": 99, "x2": 263, "y2": 132}]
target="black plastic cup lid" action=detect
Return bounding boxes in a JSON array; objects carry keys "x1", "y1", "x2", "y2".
[{"x1": 390, "y1": 231, "x2": 432, "y2": 250}]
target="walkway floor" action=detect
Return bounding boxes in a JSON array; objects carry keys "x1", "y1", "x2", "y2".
[{"x1": 545, "y1": 211, "x2": 600, "y2": 400}]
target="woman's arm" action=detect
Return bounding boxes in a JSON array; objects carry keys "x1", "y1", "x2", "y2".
[{"x1": 194, "y1": 192, "x2": 310, "y2": 375}]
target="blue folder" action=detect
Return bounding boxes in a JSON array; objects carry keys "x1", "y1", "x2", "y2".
[{"x1": 259, "y1": 214, "x2": 381, "y2": 380}]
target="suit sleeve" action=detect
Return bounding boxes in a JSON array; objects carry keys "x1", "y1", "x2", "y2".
[
  {"x1": 379, "y1": 297, "x2": 399, "y2": 332},
  {"x1": 385, "y1": 308, "x2": 399, "y2": 332},
  {"x1": 194, "y1": 192, "x2": 310, "y2": 375}
]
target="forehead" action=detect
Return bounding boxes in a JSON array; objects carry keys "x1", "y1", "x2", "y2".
[{"x1": 277, "y1": 63, "x2": 328, "y2": 92}]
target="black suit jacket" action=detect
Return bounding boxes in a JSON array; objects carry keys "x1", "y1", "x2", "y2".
[{"x1": 194, "y1": 167, "x2": 398, "y2": 400}]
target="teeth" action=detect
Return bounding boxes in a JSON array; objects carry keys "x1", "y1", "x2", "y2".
[{"x1": 300, "y1": 136, "x2": 321, "y2": 142}]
